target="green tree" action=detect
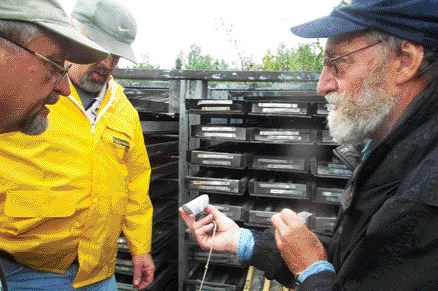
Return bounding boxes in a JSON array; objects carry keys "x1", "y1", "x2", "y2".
[
  {"x1": 176, "y1": 44, "x2": 230, "y2": 70},
  {"x1": 262, "y1": 41, "x2": 323, "y2": 72},
  {"x1": 175, "y1": 53, "x2": 183, "y2": 70},
  {"x1": 133, "y1": 54, "x2": 160, "y2": 70},
  {"x1": 172, "y1": 42, "x2": 323, "y2": 72}
]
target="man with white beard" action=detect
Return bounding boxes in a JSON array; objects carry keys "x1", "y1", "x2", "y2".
[
  {"x1": 179, "y1": 1, "x2": 438, "y2": 290},
  {"x1": 324, "y1": 56, "x2": 397, "y2": 145}
]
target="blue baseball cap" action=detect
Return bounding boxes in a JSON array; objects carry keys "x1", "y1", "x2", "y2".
[{"x1": 291, "y1": 0, "x2": 438, "y2": 49}]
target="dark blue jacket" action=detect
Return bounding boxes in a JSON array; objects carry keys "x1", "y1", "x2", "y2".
[{"x1": 247, "y1": 80, "x2": 438, "y2": 290}]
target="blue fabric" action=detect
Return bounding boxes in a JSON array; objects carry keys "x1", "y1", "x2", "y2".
[
  {"x1": 236, "y1": 228, "x2": 255, "y2": 262},
  {"x1": 291, "y1": 0, "x2": 438, "y2": 50},
  {"x1": 298, "y1": 261, "x2": 336, "y2": 283},
  {"x1": 361, "y1": 139, "x2": 375, "y2": 159},
  {"x1": 0, "y1": 258, "x2": 116, "y2": 290}
]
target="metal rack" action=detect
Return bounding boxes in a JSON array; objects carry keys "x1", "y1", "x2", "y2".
[
  {"x1": 113, "y1": 69, "x2": 349, "y2": 291},
  {"x1": 176, "y1": 71, "x2": 347, "y2": 291},
  {"x1": 114, "y1": 73, "x2": 179, "y2": 290}
]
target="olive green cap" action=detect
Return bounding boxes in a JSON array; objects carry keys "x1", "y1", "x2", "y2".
[
  {"x1": 72, "y1": 0, "x2": 137, "y2": 63},
  {"x1": 0, "y1": 0, "x2": 108, "y2": 64}
]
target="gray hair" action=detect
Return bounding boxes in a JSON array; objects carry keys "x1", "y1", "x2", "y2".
[
  {"x1": 366, "y1": 30, "x2": 438, "y2": 79},
  {"x1": 0, "y1": 20, "x2": 41, "y2": 47}
]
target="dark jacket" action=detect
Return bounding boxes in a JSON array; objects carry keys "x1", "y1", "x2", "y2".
[{"x1": 247, "y1": 80, "x2": 438, "y2": 290}]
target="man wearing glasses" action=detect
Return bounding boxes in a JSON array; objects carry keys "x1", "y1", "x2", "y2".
[
  {"x1": 0, "y1": 0, "x2": 106, "y2": 289},
  {"x1": 180, "y1": 0, "x2": 438, "y2": 290},
  {"x1": 0, "y1": 0, "x2": 107, "y2": 135},
  {"x1": 0, "y1": 0, "x2": 154, "y2": 290}
]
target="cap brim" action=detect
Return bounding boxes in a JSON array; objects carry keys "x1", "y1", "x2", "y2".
[
  {"x1": 38, "y1": 21, "x2": 108, "y2": 64},
  {"x1": 85, "y1": 24, "x2": 137, "y2": 64},
  {"x1": 291, "y1": 15, "x2": 367, "y2": 38}
]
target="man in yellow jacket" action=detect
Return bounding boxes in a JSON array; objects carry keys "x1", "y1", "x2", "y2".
[
  {"x1": 0, "y1": 0, "x2": 107, "y2": 135},
  {"x1": 0, "y1": 0, "x2": 154, "y2": 290}
]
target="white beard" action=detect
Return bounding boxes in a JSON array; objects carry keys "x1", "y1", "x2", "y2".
[{"x1": 325, "y1": 77, "x2": 397, "y2": 145}]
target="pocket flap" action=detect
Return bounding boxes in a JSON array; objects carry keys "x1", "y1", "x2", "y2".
[
  {"x1": 5, "y1": 190, "x2": 77, "y2": 218},
  {"x1": 106, "y1": 118, "x2": 134, "y2": 139}
]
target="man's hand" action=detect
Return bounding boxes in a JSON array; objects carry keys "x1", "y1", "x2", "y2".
[
  {"x1": 179, "y1": 205, "x2": 241, "y2": 253},
  {"x1": 271, "y1": 209, "x2": 327, "y2": 275},
  {"x1": 132, "y1": 253, "x2": 155, "y2": 290}
]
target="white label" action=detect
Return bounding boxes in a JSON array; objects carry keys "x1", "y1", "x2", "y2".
[
  {"x1": 327, "y1": 163, "x2": 349, "y2": 169},
  {"x1": 202, "y1": 127, "x2": 236, "y2": 132},
  {"x1": 258, "y1": 103, "x2": 298, "y2": 108},
  {"x1": 197, "y1": 100, "x2": 233, "y2": 105},
  {"x1": 201, "y1": 106, "x2": 231, "y2": 111},
  {"x1": 332, "y1": 169, "x2": 352, "y2": 175},
  {"x1": 258, "y1": 183, "x2": 297, "y2": 189},
  {"x1": 201, "y1": 160, "x2": 232, "y2": 166},
  {"x1": 257, "y1": 158, "x2": 292, "y2": 164},
  {"x1": 322, "y1": 136, "x2": 334, "y2": 142},
  {"x1": 262, "y1": 108, "x2": 301, "y2": 113},
  {"x1": 197, "y1": 153, "x2": 234, "y2": 159},
  {"x1": 203, "y1": 133, "x2": 236, "y2": 138},
  {"x1": 259, "y1": 130, "x2": 299, "y2": 136},
  {"x1": 192, "y1": 180, "x2": 231, "y2": 186},
  {"x1": 263, "y1": 136, "x2": 302, "y2": 140},
  {"x1": 267, "y1": 164, "x2": 300, "y2": 169},
  {"x1": 197, "y1": 185, "x2": 231, "y2": 192},
  {"x1": 321, "y1": 191, "x2": 342, "y2": 197},
  {"x1": 270, "y1": 189, "x2": 302, "y2": 195},
  {"x1": 318, "y1": 166, "x2": 352, "y2": 176}
]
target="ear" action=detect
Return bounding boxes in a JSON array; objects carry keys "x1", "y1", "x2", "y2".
[{"x1": 393, "y1": 41, "x2": 424, "y2": 84}]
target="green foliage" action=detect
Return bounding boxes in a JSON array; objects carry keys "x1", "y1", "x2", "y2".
[
  {"x1": 134, "y1": 54, "x2": 160, "y2": 70},
  {"x1": 262, "y1": 42, "x2": 324, "y2": 72},
  {"x1": 175, "y1": 44, "x2": 230, "y2": 70},
  {"x1": 239, "y1": 56, "x2": 263, "y2": 71},
  {"x1": 171, "y1": 42, "x2": 323, "y2": 72},
  {"x1": 175, "y1": 54, "x2": 183, "y2": 70}
]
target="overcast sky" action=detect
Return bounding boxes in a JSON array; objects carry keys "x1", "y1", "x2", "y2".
[{"x1": 59, "y1": 0, "x2": 340, "y2": 69}]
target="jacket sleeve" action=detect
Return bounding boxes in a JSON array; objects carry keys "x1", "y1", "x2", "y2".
[
  {"x1": 246, "y1": 228, "x2": 295, "y2": 287},
  {"x1": 295, "y1": 271, "x2": 335, "y2": 291},
  {"x1": 247, "y1": 228, "x2": 335, "y2": 290},
  {"x1": 122, "y1": 112, "x2": 153, "y2": 256}
]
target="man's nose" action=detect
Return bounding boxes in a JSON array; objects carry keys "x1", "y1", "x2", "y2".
[
  {"x1": 53, "y1": 75, "x2": 70, "y2": 97},
  {"x1": 317, "y1": 66, "x2": 338, "y2": 96}
]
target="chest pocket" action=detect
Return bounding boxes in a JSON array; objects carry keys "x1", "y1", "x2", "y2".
[
  {"x1": 98, "y1": 118, "x2": 134, "y2": 213},
  {"x1": 102, "y1": 118, "x2": 134, "y2": 165}
]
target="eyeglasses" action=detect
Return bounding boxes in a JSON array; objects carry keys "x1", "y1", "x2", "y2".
[
  {"x1": 323, "y1": 40, "x2": 383, "y2": 75},
  {"x1": 0, "y1": 35, "x2": 71, "y2": 85}
]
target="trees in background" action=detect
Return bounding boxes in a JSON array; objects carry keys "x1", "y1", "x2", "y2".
[
  {"x1": 134, "y1": 41, "x2": 324, "y2": 72},
  {"x1": 261, "y1": 42, "x2": 323, "y2": 72},
  {"x1": 133, "y1": 14, "x2": 324, "y2": 72},
  {"x1": 174, "y1": 44, "x2": 230, "y2": 70},
  {"x1": 133, "y1": 54, "x2": 161, "y2": 70}
]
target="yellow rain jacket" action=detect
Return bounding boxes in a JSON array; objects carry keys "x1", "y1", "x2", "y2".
[{"x1": 0, "y1": 79, "x2": 153, "y2": 288}]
